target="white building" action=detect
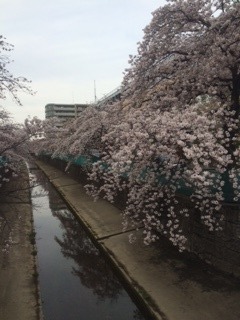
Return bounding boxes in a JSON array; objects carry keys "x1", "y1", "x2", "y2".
[{"x1": 45, "y1": 103, "x2": 88, "y2": 124}]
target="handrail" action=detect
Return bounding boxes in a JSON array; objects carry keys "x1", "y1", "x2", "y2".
[{"x1": 95, "y1": 86, "x2": 121, "y2": 105}]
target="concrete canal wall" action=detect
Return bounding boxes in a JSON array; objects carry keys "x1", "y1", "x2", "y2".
[
  {"x1": 181, "y1": 197, "x2": 240, "y2": 278},
  {"x1": 38, "y1": 155, "x2": 240, "y2": 279}
]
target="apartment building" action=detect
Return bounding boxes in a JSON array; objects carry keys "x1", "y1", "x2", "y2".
[{"x1": 45, "y1": 103, "x2": 88, "y2": 124}]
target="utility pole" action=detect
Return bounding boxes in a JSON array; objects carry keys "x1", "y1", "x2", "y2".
[{"x1": 94, "y1": 80, "x2": 97, "y2": 103}]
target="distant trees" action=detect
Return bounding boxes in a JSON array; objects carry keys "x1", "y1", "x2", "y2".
[{"x1": 33, "y1": 103, "x2": 122, "y2": 162}]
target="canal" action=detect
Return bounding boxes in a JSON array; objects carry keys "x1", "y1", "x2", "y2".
[{"x1": 30, "y1": 167, "x2": 147, "y2": 320}]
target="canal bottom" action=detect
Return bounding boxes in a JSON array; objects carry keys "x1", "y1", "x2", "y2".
[{"x1": 30, "y1": 168, "x2": 148, "y2": 320}]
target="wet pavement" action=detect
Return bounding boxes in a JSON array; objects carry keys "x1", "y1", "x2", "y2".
[{"x1": 35, "y1": 159, "x2": 240, "y2": 320}]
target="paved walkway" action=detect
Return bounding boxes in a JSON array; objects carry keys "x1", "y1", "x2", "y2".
[
  {"x1": 0, "y1": 166, "x2": 40, "y2": 320},
  {"x1": 36, "y1": 160, "x2": 240, "y2": 320}
]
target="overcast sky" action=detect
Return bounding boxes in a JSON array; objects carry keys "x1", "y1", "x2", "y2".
[{"x1": 1, "y1": 0, "x2": 165, "y2": 123}]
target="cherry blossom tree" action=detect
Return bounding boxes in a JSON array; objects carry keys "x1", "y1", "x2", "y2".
[
  {"x1": 51, "y1": 106, "x2": 108, "y2": 160},
  {"x1": 0, "y1": 36, "x2": 34, "y2": 105},
  {"x1": 0, "y1": 36, "x2": 37, "y2": 248},
  {"x1": 0, "y1": 111, "x2": 44, "y2": 200},
  {"x1": 0, "y1": 36, "x2": 35, "y2": 200},
  {"x1": 27, "y1": 116, "x2": 63, "y2": 156},
  {"x1": 86, "y1": 0, "x2": 240, "y2": 250},
  {"x1": 32, "y1": 103, "x2": 122, "y2": 169},
  {"x1": 29, "y1": 0, "x2": 240, "y2": 251}
]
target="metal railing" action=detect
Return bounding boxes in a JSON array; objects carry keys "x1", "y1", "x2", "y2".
[{"x1": 95, "y1": 86, "x2": 121, "y2": 106}]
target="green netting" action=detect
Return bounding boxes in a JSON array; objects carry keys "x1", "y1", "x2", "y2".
[
  {"x1": 42, "y1": 153, "x2": 239, "y2": 203},
  {"x1": 73, "y1": 155, "x2": 88, "y2": 166},
  {"x1": 0, "y1": 156, "x2": 7, "y2": 167}
]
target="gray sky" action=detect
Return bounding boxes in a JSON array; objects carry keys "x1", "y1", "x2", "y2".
[{"x1": 1, "y1": 0, "x2": 165, "y2": 123}]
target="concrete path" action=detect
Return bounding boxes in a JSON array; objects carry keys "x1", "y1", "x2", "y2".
[
  {"x1": 0, "y1": 167, "x2": 40, "y2": 320},
  {"x1": 35, "y1": 160, "x2": 240, "y2": 320}
]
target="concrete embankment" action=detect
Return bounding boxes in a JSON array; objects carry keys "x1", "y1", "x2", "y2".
[
  {"x1": 35, "y1": 159, "x2": 240, "y2": 320},
  {"x1": 0, "y1": 165, "x2": 40, "y2": 320}
]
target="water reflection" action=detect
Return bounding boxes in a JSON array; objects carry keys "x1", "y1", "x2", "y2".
[
  {"x1": 54, "y1": 208, "x2": 122, "y2": 301},
  {"x1": 32, "y1": 167, "x2": 146, "y2": 320}
]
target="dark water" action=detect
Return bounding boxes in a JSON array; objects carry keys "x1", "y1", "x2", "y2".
[{"x1": 30, "y1": 168, "x2": 146, "y2": 320}]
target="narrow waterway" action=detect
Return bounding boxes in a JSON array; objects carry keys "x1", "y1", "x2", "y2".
[{"x1": 30, "y1": 167, "x2": 147, "y2": 320}]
